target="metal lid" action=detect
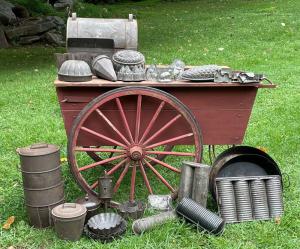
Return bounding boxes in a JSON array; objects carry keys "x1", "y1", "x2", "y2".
[
  {"x1": 52, "y1": 203, "x2": 87, "y2": 219},
  {"x1": 16, "y1": 143, "x2": 59, "y2": 157},
  {"x1": 75, "y1": 194, "x2": 101, "y2": 210},
  {"x1": 112, "y1": 50, "x2": 145, "y2": 65}
]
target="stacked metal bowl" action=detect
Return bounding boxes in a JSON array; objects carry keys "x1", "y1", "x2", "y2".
[{"x1": 84, "y1": 213, "x2": 127, "y2": 242}]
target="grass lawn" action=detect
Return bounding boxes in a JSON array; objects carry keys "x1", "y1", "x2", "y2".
[{"x1": 0, "y1": 0, "x2": 300, "y2": 248}]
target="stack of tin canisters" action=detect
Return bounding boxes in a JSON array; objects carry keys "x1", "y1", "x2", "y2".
[
  {"x1": 17, "y1": 143, "x2": 64, "y2": 228},
  {"x1": 216, "y1": 175, "x2": 283, "y2": 223}
]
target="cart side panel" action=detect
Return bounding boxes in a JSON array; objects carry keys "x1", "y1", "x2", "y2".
[{"x1": 56, "y1": 86, "x2": 258, "y2": 145}]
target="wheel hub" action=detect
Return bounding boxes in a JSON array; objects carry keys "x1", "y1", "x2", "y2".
[{"x1": 129, "y1": 146, "x2": 143, "y2": 161}]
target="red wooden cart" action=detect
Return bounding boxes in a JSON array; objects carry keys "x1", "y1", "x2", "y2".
[{"x1": 55, "y1": 77, "x2": 274, "y2": 202}]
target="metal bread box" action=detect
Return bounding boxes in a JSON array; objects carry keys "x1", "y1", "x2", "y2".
[{"x1": 56, "y1": 13, "x2": 138, "y2": 68}]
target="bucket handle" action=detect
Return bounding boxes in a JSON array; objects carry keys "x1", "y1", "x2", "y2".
[
  {"x1": 62, "y1": 203, "x2": 77, "y2": 209},
  {"x1": 30, "y1": 143, "x2": 48, "y2": 149}
]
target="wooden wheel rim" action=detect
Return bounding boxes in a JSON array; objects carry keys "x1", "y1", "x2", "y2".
[{"x1": 68, "y1": 86, "x2": 203, "y2": 200}]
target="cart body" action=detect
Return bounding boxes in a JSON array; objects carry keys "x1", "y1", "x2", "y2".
[{"x1": 55, "y1": 79, "x2": 274, "y2": 146}]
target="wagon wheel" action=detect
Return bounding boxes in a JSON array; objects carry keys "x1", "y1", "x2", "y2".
[{"x1": 68, "y1": 86, "x2": 203, "y2": 201}]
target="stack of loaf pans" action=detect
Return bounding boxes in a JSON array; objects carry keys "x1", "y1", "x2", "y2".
[{"x1": 216, "y1": 175, "x2": 283, "y2": 223}]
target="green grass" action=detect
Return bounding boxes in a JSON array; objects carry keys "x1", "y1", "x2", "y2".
[{"x1": 1, "y1": 0, "x2": 300, "y2": 248}]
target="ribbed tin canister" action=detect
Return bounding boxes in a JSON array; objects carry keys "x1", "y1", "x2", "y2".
[
  {"x1": 216, "y1": 179, "x2": 237, "y2": 223},
  {"x1": 250, "y1": 179, "x2": 269, "y2": 220},
  {"x1": 17, "y1": 143, "x2": 65, "y2": 228},
  {"x1": 265, "y1": 176, "x2": 283, "y2": 218},
  {"x1": 233, "y1": 180, "x2": 252, "y2": 221},
  {"x1": 176, "y1": 197, "x2": 225, "y2": 235}
]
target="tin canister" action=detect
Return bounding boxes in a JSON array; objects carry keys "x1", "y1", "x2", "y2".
[{"x1": 17, "y1": 143, "x2": 65, "y2": 228}]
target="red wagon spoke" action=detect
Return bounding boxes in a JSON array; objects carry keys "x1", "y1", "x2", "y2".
[
  {"x1": 106, "y1": 158, "x2": 128, "y2": 175},
  {"x1": 146, "y1": 133, "x2": 194, "y2": 150},
  {"x1": 143, "y1": 114, "x2": 182, "y2": 145},
  {"x1": 135, "y1": 95, "x2": 142, "y2": 143},
  {"x1": 96, "y1": 109, "x2": 130, "y2": 145},
  {"x1": 115, "y1": 97, "x2": 134, "y2": 143},
  {"x1": 145, "y1": 150, "x2": 195, "y2": 157},
  {"x1": 145, "y1": 155, "x2": 181, "y2": 173},
  {"x1": 130, "y1": 163, "x2": 137, "y2": 202},
  {"x1": 91, "y1": 180, "x2": 98, "y2": 190},
  {"x1": 113, "y1": 162, "x2": 130, "y2": 193},
  {"x1": 139, "y1": 161, "x2": 153, "y2": 194},
  {"x1": 139, "y1": 101, "x2": 165, "y2": 144},
  {"x1": 81, "y1": 126, "x2": 127, "y2": 148},
  {"x1": 75, "y1": 147, "x2": 125, "y2": 153},
  {"x1": 143, "y1": 159, "x2": 175, "y2": 192},
  {"x1": 78, "y1": 154, "x2": 126, "y2": 172}
]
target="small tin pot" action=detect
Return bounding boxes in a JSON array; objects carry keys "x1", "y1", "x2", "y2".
[
  {"x1": 75, "y1": 194, "x2": 101, "y2": 223},
  {"x1": 52, "y1": 203, "x2": 87, "y2": 241}
]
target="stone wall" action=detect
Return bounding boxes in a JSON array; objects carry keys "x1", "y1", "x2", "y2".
[{"x1": 0, "y1": 0, "x2": 73, "y2": 48}]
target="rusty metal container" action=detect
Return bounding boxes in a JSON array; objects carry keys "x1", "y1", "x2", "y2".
[
  {"x1": 52, "y1": 203, "x2": 87, "y2": 241},
  {"x1": 66, "y1": 13, "x2": 138, "y2": 53},
  {"x1": 17, "y1": 143, "x2": 65, "y2": 228}
]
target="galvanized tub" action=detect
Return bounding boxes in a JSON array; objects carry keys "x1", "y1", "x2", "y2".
[
  {"x1": 52, "y1": 203, "x2": 87, "y2": 241},
  {"x1": 17, "y1": 143, "x2": 65, "y2": 228}
]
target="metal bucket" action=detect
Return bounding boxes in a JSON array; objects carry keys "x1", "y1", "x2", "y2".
[
  {"x1": 52, "y1": 203, "x2": 87, "y2": 241},
  {"x1": 17, "y1": 143, "x2": 65, "y2": 228},
  {"x1": 210, "y1": 146, "x2": 282, "y2": 198}
]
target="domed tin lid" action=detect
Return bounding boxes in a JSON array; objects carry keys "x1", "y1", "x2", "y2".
[
  {"x1": 75, "y1": 194, "x2": 101, "y2": 210},
  {"x1": 16, "y1": 143, "x2": 59, "y2": 157},
  {"x1": 52, "y1": 203, "x2": 87, "y2": 219},
  {"x1": 112, "y1": 50, "x2": 145, "y2": 65},
  {"x1": 58, "y1": 60, "x2": 92, "y2": 82}
]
